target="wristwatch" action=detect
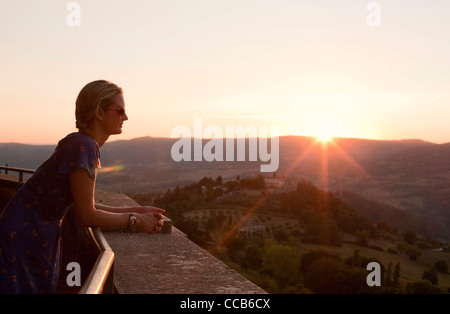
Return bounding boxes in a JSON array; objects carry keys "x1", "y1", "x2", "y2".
[{"x1": 128, "y1": 213, "x2": 137, "y2": 229}]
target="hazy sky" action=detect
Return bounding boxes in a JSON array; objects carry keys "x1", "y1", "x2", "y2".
[{"x1": 1, "y1": 0, "x2": 450, "y2": 144}]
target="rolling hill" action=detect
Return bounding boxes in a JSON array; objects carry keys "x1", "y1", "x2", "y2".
[{"x1": 1, "y1": 135, "x2": 449, "y2": 239}]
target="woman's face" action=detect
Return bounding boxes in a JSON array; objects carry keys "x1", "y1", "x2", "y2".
[{"x1": 102, "y1": 93, "x2": 128, "y2": 135}]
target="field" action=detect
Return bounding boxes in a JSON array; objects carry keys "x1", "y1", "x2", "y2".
[{"x1": 182, "y1": 207, "x2": 304, "y2": 233}]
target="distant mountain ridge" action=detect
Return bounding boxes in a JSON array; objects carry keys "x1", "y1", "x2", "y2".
[{"x1": 1, "y1": 135, "x2": 449, "y2": 239}]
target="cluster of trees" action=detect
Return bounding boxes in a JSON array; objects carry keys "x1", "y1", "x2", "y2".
[
  {"x1": 223, "y1": 234, "x2": 449, "y2": 294},
  {"x1": 405, "y1": 265, "x2": 448, "y2": 294},
  {"x1": 276, "y1": 181, "x2": 376, "y2": 237},
  {"x1": 221, "y1": 235, "x2": 400, "y2": 294}
]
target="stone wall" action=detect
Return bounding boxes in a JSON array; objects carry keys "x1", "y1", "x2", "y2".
[{"x1": 95, "y1": 190, "x2": 266, "y2": 294}]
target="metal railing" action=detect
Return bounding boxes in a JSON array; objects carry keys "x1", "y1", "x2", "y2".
[
  {"x1": 0, "y1": 165, "x2": 35, "y2": 184},
  {"x1": 0, "y1": 165, "x2": 115, "y2": 294},
  {"x1": 78, "y1": 227, "x2": 115, "y2": 294}
]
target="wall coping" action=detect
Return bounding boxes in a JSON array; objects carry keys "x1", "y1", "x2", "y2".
[{"x1": 95, "y1": 190, "x2": 266, "y2": 294}]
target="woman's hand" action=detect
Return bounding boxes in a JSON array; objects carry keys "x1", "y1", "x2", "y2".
[{"x1": 135, "y1": 207, "x2": 165, "y2": 234}]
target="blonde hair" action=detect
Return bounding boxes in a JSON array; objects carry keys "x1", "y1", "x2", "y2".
[{"x1": 75, "y1": 80, "x2": 123, "y2": 131}]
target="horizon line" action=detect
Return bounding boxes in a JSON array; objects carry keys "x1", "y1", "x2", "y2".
[{"x1": 0, "y1": 134, "x2": 444, "y2": 146}]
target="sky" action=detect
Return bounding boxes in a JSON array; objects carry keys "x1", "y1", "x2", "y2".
[{"x1": 1, "y1": 0, "x2": 450, "y2": 145}]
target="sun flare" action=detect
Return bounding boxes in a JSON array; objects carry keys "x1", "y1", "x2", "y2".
[
  {"x1": 305, "y1": 116, "x2": 342, "y2": 144},
  {"x1": 315, "y1": 134, "x2": 334, "y2": 143}
]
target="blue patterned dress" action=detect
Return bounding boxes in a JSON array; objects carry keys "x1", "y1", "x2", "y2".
[{"x1": 0, "y1": 132, "x2": 100, "y2": 294}]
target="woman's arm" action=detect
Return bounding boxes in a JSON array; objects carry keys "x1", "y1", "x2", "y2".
[
  {"x1": 69, "y1": 168, "x2": 164, "y2": 233},
  {"x1": 95, "y1": 203, "x2": 165, "y2": 215}
]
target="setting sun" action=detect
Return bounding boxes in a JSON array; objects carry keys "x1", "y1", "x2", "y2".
[
  {"x1": 315, "y1": 134, "x2": 334, "y2": 144},
  {"x1": 304, "y1": 116, "x2": 343, "y2": 144}
]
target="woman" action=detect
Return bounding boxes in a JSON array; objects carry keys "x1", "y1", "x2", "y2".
[{"x1": 0, "y1": 80, "x2": 165, "y2": 293}]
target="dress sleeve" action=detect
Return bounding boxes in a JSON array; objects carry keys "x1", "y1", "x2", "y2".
[{"x1": 57, "y1": 138, "x2": 100, "y2": 179}]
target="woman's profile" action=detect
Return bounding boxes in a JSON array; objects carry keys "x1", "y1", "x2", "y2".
[{"x1": 0, "y1": 80, "x2": 165, "y2": 294}]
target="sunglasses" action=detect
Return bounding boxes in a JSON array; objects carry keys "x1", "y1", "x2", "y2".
[{"x1": 106, "y1": 107, "x2": 126, "y2": 116}]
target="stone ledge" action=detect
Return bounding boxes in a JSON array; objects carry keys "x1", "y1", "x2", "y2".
[
  {"x1": 95, "y1": 190, "x2": 266, "y2": 294},
  {"x1": 104, "y1": 228, "x2": 266, "y2": 294}
]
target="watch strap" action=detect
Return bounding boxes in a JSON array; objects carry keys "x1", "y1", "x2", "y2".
[{"x1": 128, "y1": 213, "x2": 136, "y2": 229}]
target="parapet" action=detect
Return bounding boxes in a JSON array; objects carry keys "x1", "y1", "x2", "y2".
[{"x1": 94, "y1": 190, "x2": 266, "y2": 294}]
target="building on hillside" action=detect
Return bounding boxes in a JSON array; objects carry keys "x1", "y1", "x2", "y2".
[{"x1": 264, "y1": 176, "x2": 297, "y2": 193}]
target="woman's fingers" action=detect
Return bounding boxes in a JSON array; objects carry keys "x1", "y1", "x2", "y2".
[
  {"x1": 139, "y1": 206, "x2": 166, "y2": 214},
  {"x1": 150, "y1": 207, "x2": 166, "y2": 214},
  {"x1": 153, "y1": 213, "x2": 164, "y2": 220},
  {"x1": 142, "y1": 212, "x2": 164, "y2": 234}
]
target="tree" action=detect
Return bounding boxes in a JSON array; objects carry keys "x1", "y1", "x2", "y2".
[
  {"x1": 224, "y1": 233, "x2": 246, "y2": 257},
  {"x1": 306, "y1": 222, "x2": 342, "y2": 247},
  {"x1": 350, "y1": 249, "x2": 361, "y2": 267},
  {"x1": 304, "y1": 258, "x2": 370, "y2": 293},
  {"x1": 405, "y1": 245, "x2": 421, "y2": 260},
  {"x1": 241, "y1": 244, "x2": 263, "y2": 269},
  {"x1": 304, "y1": 258, "x2": 345, "y2": 293},
  {"x1": 273, "y1": 228, "x2": 288, "y2": 242},
  {"x1": 422, "y1": 268, "x2": 439, "y2": 285},
  {"x1": 434, "y1": 259, "x2": 448, "y2": 273},
  {"x1": 355, "y1": 229, "x2": 370, "y2": 247},
  {"x1": 403, "y1": 230, "x2": 417, "y2": 245},
  {"x1": 300, "y1": 249, "x2": 341, "y2": 273},
  {"x1": 384, "y1": 263, "x2": 393, "y2": 286},
  {"x1": 263, "y1": 244, "x2": 301, "y2": 286},
  {"x1": 377, "y1": 221, "x2": 390, "y2": 231},
  {"x1": 393, "y1": 263, "x2": 401, "y2": 286}
]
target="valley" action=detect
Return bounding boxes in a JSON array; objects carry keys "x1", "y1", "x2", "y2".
[{"x1": 2, "y1": 135, "x2": 450, "y2": 240}]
